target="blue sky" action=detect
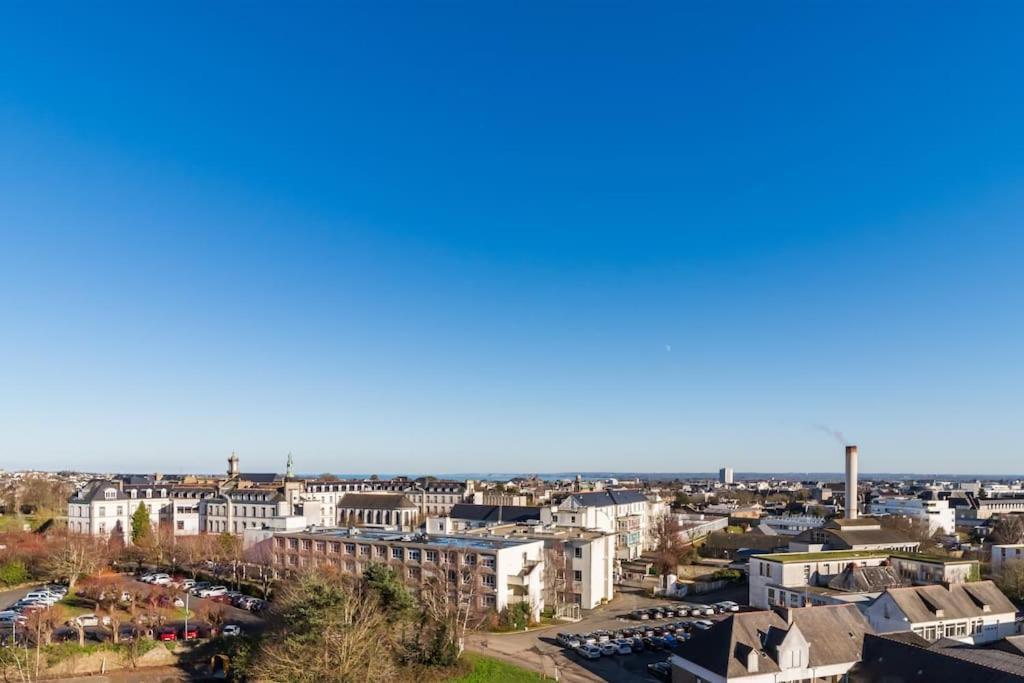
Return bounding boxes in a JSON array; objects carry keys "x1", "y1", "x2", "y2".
[{"x1": 1, "y1": 3, "x2": 1022, "y2": 475}]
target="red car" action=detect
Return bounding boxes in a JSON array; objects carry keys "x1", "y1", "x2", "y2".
[
  {"x1": 158, "y1": 627, "x2": 177, "y2": 641},
  {"x1": 181, "y1": 626, "x2": 199, "y2": 640}
]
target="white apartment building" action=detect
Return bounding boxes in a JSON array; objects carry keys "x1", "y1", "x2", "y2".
[
  {"x1": 991, "y1": 543, "x2": 1024, "y2": 574},
  {"x1": 541, "y1": 489, "x2": 651, "y2": 560},
  {"x1": 749, "y1": 550, "x2": 978, "y2": 610},
  {"x1": 868, "y1": 496, "x2": 956, "y2": 535},
  {"x1": 864, "y1": 581, "x2": 1018, "y2": 644},
  {"x1": 68, "y1": 479, "x2": 170, "y2": 543}
]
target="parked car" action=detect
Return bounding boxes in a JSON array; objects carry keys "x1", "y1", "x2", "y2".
[
  {"x1": 188, "y1": 582, "x2": 211, "y2": 595},
  {"x1": 694, "y1": 619, "x2": 714, "y2": 631},
  {"x1": 575, "y1": 644, "x2": 601, "y2": 660},
  {"x1": 614, "y1": 640, "x2": 632, "y2": 655},
  {"x1": 158, "y1": 627, "x2": 178, "y2": 641},
  {"x1": 647, "y1": 661, "x2": 672, "y2": 681},
  {"x1": 42, "y1": 584, "x2": 68, "y2": 598},
  {"x1": 23, "y1": 592, "x2": 60, "y2": 606},
  {"x1": 661, "y1": 606, "x2": 677, "y2": 618},
  {"x1": 150, "y1": 574, "x2": 172, "y2": 586},
  {"x1": 181, "y1": 625, "x2": 199, "y2": 640},
  {"x1": 716, "y1": 601, "x2": 740, "y2": 612},
  {"x1": 632, "y1": 609, "x2": 650, "y2": 620},
  {"x1": 662, "y1": 633, "x2": 679, "y2": 648},
  {"x1": 694, "y1": 604, "x2": 715, "y2": 616},
  {"x1": 198, "y1": 585, "x2": 227, "y2": 598},
  {"x1": 599, "y1": 642, "x2": 617, "y2": 656},
  {"x1": 69, "y1": 613, "x2": 111, "y2": 628},
  {"x1": 642, "y1": 636, "x2": 662, "y2": 651},
  {"x1": 221, "y1": 624, "x2": 242, "y2": 638}
]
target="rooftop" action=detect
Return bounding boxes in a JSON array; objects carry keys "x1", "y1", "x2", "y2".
[
  {"x1": 277, "y1": 527, "x2": 539, "y2": 551},
  {"x1": 753, "y1": 549, "x2": 975, "y2": 565}
]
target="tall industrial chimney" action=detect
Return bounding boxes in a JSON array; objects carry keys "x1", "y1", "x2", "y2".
[{"x1": 845, "y1": 445, "x2": 859, "y2": 519}]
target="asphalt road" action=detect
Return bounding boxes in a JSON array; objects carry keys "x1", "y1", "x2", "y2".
[{"x1": 466, "y1": 584, "x2": 749, "y2": 682}]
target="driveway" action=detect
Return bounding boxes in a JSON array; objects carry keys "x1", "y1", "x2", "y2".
[{"x1": 466, "y1": 584, "x2": 749, "y2": 682}]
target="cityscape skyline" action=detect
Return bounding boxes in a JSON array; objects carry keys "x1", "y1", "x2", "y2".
[{"x1": 2, "y1": 3, "x2": 1023, "y2": 474}]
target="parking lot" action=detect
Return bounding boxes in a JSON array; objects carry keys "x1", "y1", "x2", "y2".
[{"x1": 466, "y1": 584, "x2": 747, "y2": 682}]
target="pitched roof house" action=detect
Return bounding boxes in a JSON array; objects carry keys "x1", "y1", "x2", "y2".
[{"x1": 670, "y1": 604, "x2": 873, "y2": 682}]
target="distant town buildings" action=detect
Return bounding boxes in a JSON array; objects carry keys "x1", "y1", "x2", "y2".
[{"x1": 719, "y1": 466, "x2": 734, "y2": 485}]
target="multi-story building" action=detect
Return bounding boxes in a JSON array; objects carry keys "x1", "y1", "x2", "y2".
[
  {"x1": 749, "y1": 549, "x2": 979, "y2": 610},
  {"x1": 992, "y1": 544, "x2": 1024, "y2": 575},
  {"x1": 868, "y1": 496, "x2": 956, "y2": 535},
  {"x1": 68, "y1": 479, "x2": 171, "y2": 543},
  {"x1": 203, "y1": 487, "x2": 290, "y2": 534},
  {"x1": 459, "y1": 522, "x2": 616, "y2": 610},
  {"x1": 788, "y1": 517, "x2": 920, "y2": 553},
  {"x1": 719, "y1": 467, "x2": 734, "y2": 485},
  {"x1": 758, "y1": 515, "x2": 826, "y2": 536},
  {"x1": 541, "y1": 489, "x2": 651, "y2": 560},
  {"x1": 271, "y1": 528, "x2": 545, "y2": 619},
  {"x1": 863, "y1": 581, "x2": 1018, "y2": 644}
]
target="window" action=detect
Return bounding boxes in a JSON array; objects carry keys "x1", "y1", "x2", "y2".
[
  {"x1": 483, "y1": 594, "x2": 496, "y2": 607},
  {"x1": 359, "y1": 545, "x2": 371, "y2": 557},
  {"x1": 345, "y1": 543, "x2": 355, "y2": 555},
  {"x1": 573, "y1": 570, "x2": 582, "y2": 581},
  {"x1": 288, "y1": 538, "x2": 299, "y2": 550},
  {"x1": 574, "y1": 547, "x2": 583, "y2": 559},
  {"x1": 481, "y1": 555, "x2": 496, "y2": 569},
  {"x1": 98, "y1": 506, "x2": 106, "y2": 517},
  {"x1": 465, "y1": 553, "x2": 476, "y2": 566},
  {"x1": 331, "y1": 542, "x2": 341, "y2": 553},
  {"x1": 482, "y1": 574, "x2": 496, "y2": 588},
  {"x1": 176, "y1": 521, "x2": 185, "y2": 531},
  {"x1": 426, "y1": 550, "x2": 438, "y2": 563},
  {"x1": 392, "y1": 547, "x2": 404, "y2": 560},
  {"x1": 768, "y1": 588, "x2": 776, "y2": 603},
  {"x1": 98, "y1": 522, "x2": 106, "y2": 534},
  {"x1": 105, "y1": 489, "x2": 117, "y2": 500},
  {"x1": 302, "y1": 540, "x2": 312, "y2": 551}
]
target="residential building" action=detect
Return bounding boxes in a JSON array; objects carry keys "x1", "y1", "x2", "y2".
[
  {"x1": 719, "y1": 467, "x2": 734, "y2": 485},
  {"x1": 461, "y1": 522, "x2": 616, "y2": 610},
  {"x1": 669, "y1": 604, "x2": 872, "y2": 682},
  {"x1": 541, "y1": 489, "x2": 651, "y2": 560},
  {"x1": 749, "y1": 549, "x2": 979, "y2": 610},
  {"x1": 68, "y1": 479, "x2": 171, "y2": 543},
  {"x1": 271, "y1": 528, "x2": 545, "y2": 619},
  {"x1": 993, "y1": 544, "x2": 1024, "y2": 574},
  {"x1": 869, "y1": 496, "x2": 956, "y2": 535},
  {"x1": 863, "y1": 581, "x2": 1018, "y2": 644}
]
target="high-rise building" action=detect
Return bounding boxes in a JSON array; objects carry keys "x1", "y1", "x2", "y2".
[{"x1": 719, "y1": 467, "x2": 734, "y2": 485}]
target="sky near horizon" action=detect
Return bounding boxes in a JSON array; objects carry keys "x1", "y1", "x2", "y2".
[{"x1": 1, "y1": 3, "x2": 1023, "y2": 475}]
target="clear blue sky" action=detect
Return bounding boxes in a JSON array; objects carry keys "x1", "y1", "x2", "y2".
[{"x1": 1, "y1": 3, "x2": 1022, "y2": 475}]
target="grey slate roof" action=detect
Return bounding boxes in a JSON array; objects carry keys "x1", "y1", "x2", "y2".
[
  {"x1": 448, "y1": 504, "x2": 541, "y2": 524},
  {"x1": 674, "y1": 604, "x2": 872, "y2": 679},
  {"x1": 564, "y1": 489, "x2": 648, "y2": 507},
  {"x1": 338, "y1": 493, "x2": 417, "y2": 509},
  {"x1": 827, "y1": 564, "x2": 906, "y2": 593},
  {"x1": 884, "y1": 581, "x2": 1017, "y2": 623},
  {"x1": 70, "y1": 479, "x2": 127, "y2": 503},
  {"x1": 860, "y1": 632, "x2": 1024, "y2": 682}
]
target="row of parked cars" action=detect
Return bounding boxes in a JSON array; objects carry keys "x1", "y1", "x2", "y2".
[
  {"x1": 138, "y1": 573, "x2": 267, "y2": 613},
  {"x1": 557, "y1": 620, "x2": 713, "y2": 661},
  {"x1": 629, "y1": 600, "x2": 739, "y2": 620},
  {"x1": 0, "y1": 584, "x2": 69, "y2": 627}
]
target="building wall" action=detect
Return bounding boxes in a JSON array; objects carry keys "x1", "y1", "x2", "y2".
[
  {"x1": 991, "y1": 544, "x2": 1024, "y2": 574},
  {"x1": 864, "y1": 592, "x2": 1018, "y2": 645}
]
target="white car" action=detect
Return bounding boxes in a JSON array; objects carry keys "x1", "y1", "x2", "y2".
[
  {"x1": 69, "y1": 613, "x2": 111, "y2": 628},
  {"x1": 614, "y1": 641, "x2": 632, "y2": 655},
  {"x1": 23, "y1": 592, "x2": 59, "y2": 606},
  {"x1": 694, "y1": 620, "x2": 714, "y2": 631},
  {"x1": 716, "y1": 601, "x2": 740, "y2": 613},
  {"x1": 149, "y1": 574, "x2": 172, "y2": 586},
  {"x1": 221, "y1": 624, "x2": 242, "y2": 637},
  {"x1": 575, "y1": 645, "x2": 602, "y2": 660},
  {"x1": 198, "y1": 586, "x2": 227, "y2": 597}
]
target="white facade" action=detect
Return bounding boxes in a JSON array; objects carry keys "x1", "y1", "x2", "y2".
[
  {"x1": 68, "y1": 480, "x2": 170, "y2": 544},
  {"x1": 749, "y1": 551, "x2": 977, "y2": 610},
  {"x1": 992, "y1": 543, "x2": 1024, "y2": 574},
  {"x1": 864, "y1": 585, "x2": 1018, "y2": 645},
  {"x1": 868, "y1": 496, "x2": 955, "y2": 535}
]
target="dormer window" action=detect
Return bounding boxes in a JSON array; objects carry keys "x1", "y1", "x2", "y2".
[
  {"x1": 130, "y1": 490, "x2": 137, "y2": 499},
  {"x1": 104, "y1": 489, "x2": 117, "y2": 500}
]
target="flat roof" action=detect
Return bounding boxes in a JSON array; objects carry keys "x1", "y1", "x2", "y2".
[
  {"x1": 752, "y1": 549, "x2": 976, "y2": 565},
  {"x1": 277, "y1": 527, "x2": 538, "y2": 551}
]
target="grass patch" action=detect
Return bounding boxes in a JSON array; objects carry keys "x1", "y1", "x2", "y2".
[
  {"x1": 43, "y1": 639, "x2": 157, "y2": 667},
  {"x1": 445, "y1": 653, "x2": 550, "y2": 682}
]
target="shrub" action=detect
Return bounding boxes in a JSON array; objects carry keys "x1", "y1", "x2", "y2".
[{"x1": 0, "y1": 560, "x2": 29, "y2": 586}]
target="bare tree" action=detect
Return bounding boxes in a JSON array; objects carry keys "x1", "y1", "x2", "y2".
[
  {"x1": 652, "y1": 513, "x2": 687, "y2": 576},
  {"x1": 43, "y1": 532, "x2": 107, "y2": 590},
  {"x1": 992, "y1": 515, "x2": 1024, "y2": 546},
  {"x1": 245, "y1": 540, "x2": 277, "y2": 599},
  {"x1": 998, "y1": 558, "x2": 1024, "y2": 602}
]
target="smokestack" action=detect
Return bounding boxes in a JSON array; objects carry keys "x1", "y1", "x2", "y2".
[{"x1": 845, "y1": 445, "x2": 858, "y2": 519}]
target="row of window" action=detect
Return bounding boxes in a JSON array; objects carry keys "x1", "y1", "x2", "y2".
[
  {"x1": 275, "y1": 554, "x2": 500, "y2": 591},
  {"x1": 275, "y1": 538, "x2": 496, "y2": 567}
]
